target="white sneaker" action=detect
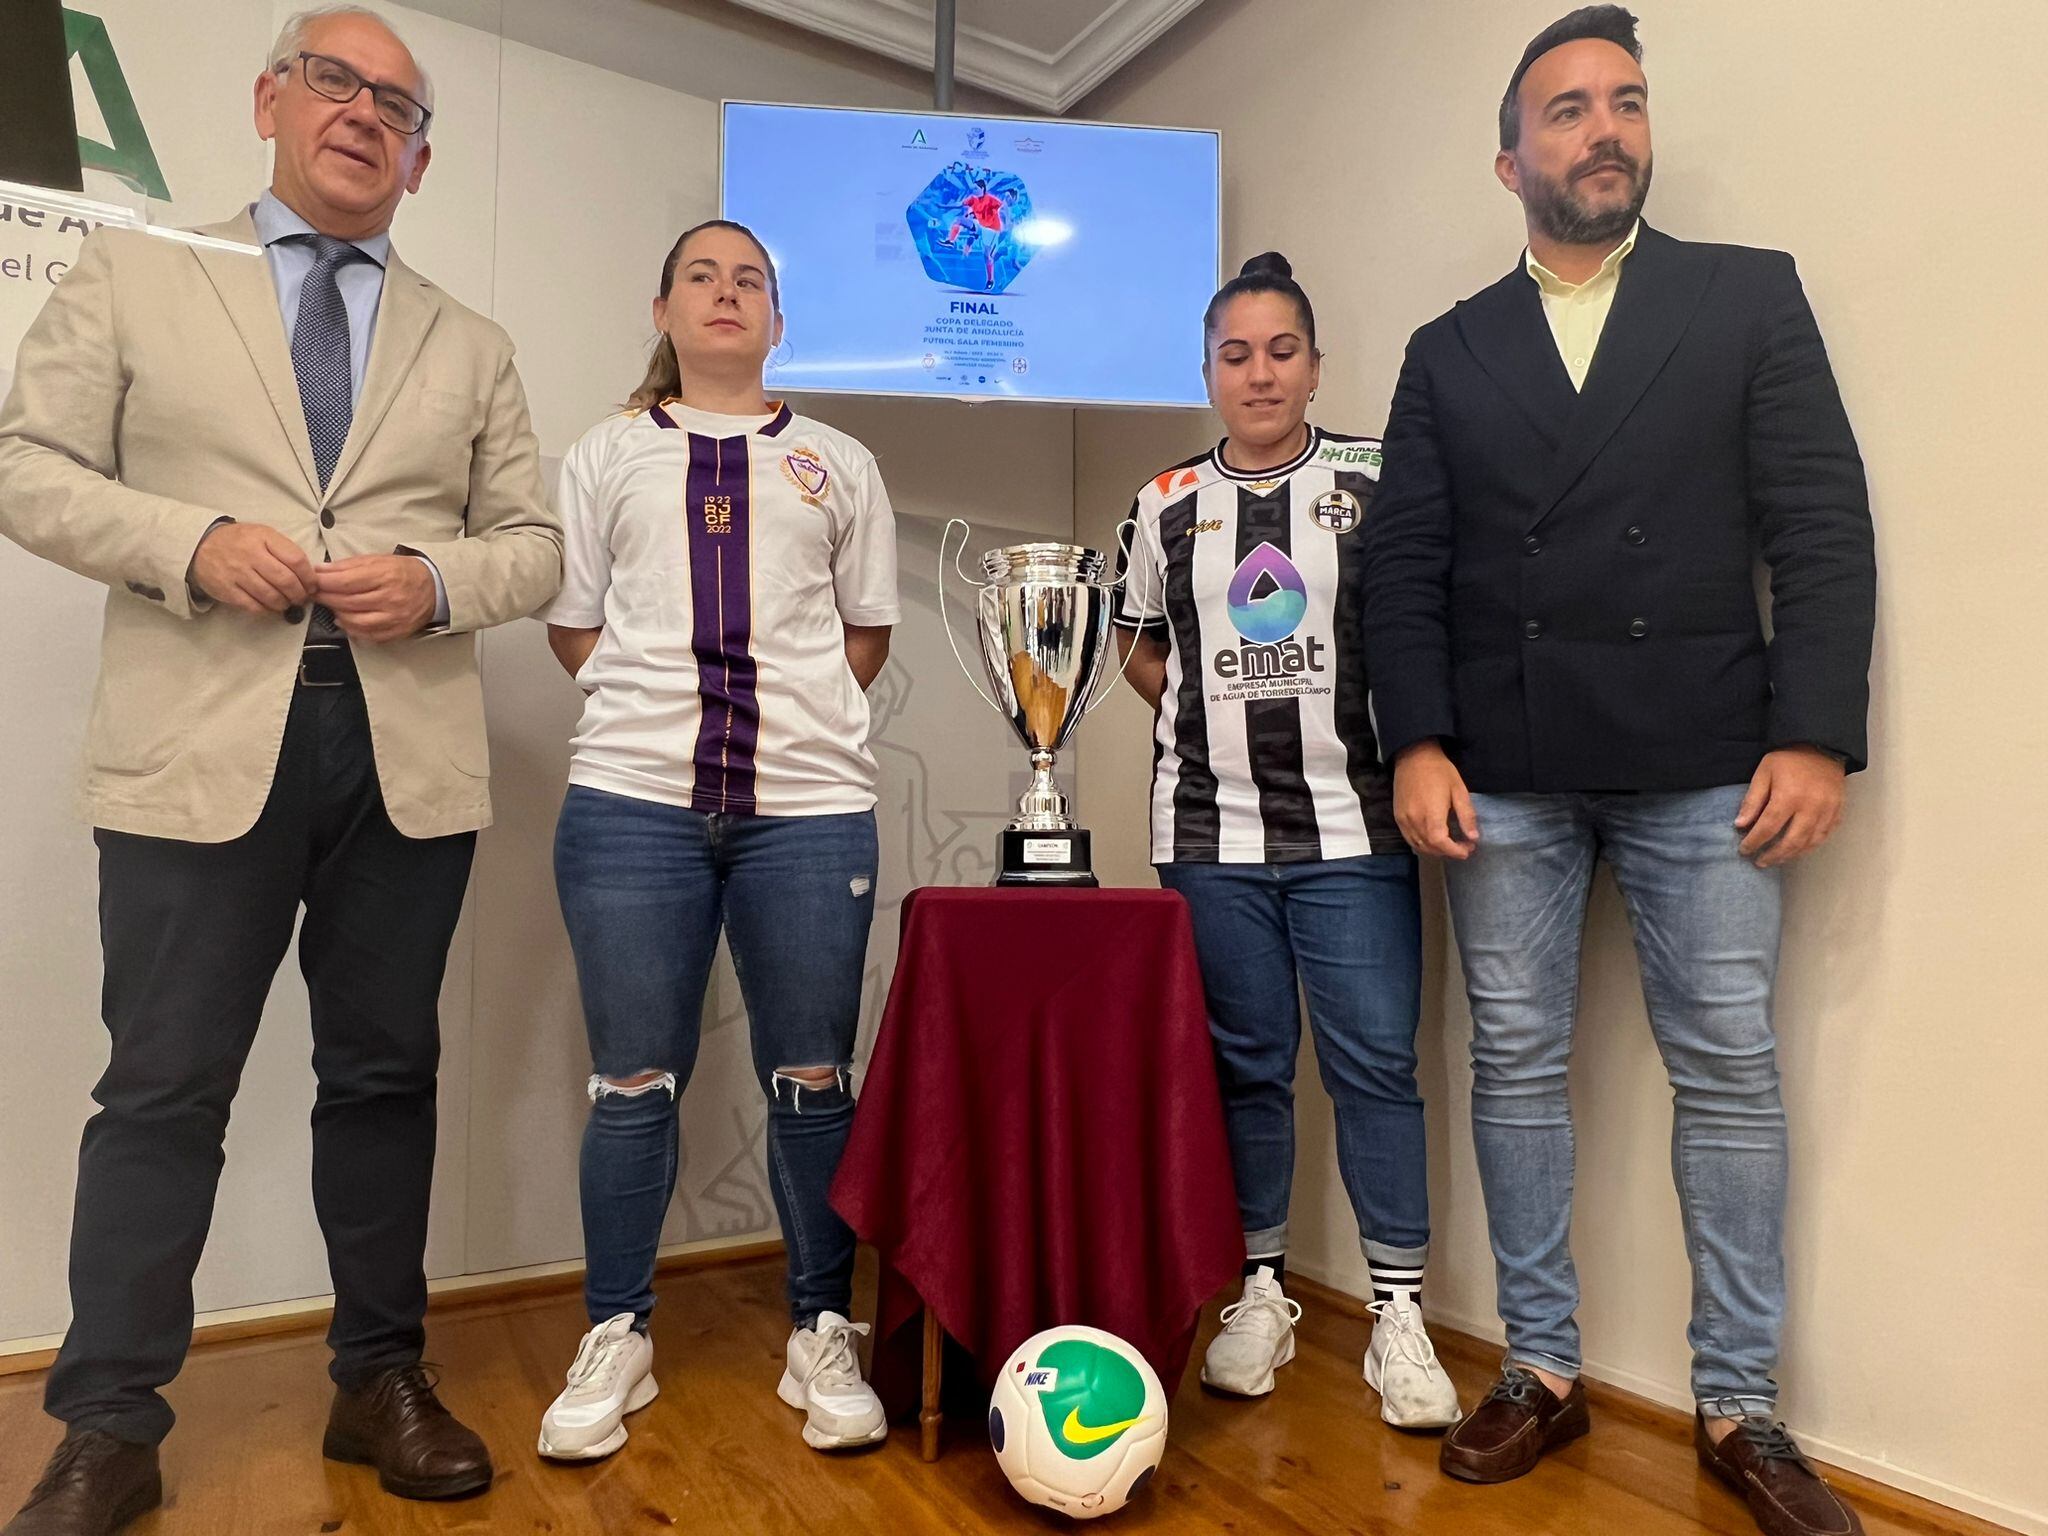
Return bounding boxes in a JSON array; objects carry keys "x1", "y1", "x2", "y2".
[
  {"x1": 776, "y1": 1312, "x2": 887, "y2": 1450},
  {"x1": 1364, "y1": 1298, "x2": 1461, "y2": 1428},
  {"x1": 539, "y1": 1313, "x2": 659, "y2": 1460},
  {"x1": 1201, "y1": 1266, "x2": 1301, "y2": 1397}
]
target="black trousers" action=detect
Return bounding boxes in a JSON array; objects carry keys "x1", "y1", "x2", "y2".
[{"x1": 45, "y1": 667, "x2": 476, "y2": 1445}]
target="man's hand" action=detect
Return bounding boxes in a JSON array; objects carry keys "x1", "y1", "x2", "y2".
[
  {"x1": 189, "y1": 522, "x2": 314, "y2": 616},
  {"x1": 314, "y1": 555, "x2": 436, "y2": 644},
  {"x1": 1393, "y1": 739, "x2": 1480, "y2": 860},
  {"x1": 1734, "y1": 747, "x2": 1846, "y2": 867}
]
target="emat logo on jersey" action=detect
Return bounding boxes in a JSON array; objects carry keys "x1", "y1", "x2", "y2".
[
  {"x1": 1225, "y1": 543, "x2": 1308, "y2": 644},
  {"x1": 1153, "y1": 466, "x2": 1202, "y2": 497},
  {"x1": 1216, "y1": 542, "x2": 1327, "y2": 685}
]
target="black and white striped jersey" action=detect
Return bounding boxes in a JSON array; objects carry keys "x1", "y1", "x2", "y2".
[{"x1": 1114, "y1": 426, "x2": 1403, "y2": 864}]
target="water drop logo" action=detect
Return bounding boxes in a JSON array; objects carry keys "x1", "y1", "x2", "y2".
[{"x1": 1226, "y1": 543, "x2": 1308, "y2": 644}]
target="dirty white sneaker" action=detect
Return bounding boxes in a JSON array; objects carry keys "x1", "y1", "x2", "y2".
[
  {"x1": 1364, "y1": 1298, "x2": 1461, "y2": 1428},
  {"x1": 776, "y1": 1312, "x2": 887, "y2": 1450},
  {"x1": 539, "y1": 1313, "x2": 658, "y2": 1460},
  {"x1": 1201, "y1": 1266, "x2": 1301, "y2": 1397}
]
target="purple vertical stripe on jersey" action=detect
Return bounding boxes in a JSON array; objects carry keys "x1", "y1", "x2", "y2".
[{"x1": 684, "y1": 431, "x2": 760, "y2": 814}]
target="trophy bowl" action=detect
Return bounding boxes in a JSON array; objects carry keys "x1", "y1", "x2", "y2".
[{"x1": 941, "y1": 526, "x2": 1133, "y2": 886}]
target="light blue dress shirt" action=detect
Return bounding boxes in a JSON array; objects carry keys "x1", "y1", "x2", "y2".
[{"x1": 250, "y1": 190, "x2": 448, "y2": 629}]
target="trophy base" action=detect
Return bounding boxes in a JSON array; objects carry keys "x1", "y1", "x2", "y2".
[{"x1": 995, "y1": 828, "x2": 1097, "y2": 888}]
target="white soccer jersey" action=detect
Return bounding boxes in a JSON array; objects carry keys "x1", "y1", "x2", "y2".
[
  {"x1": 1115, "y1": 426, "x2": 1403, "y2": 864},
  {"x1": 544, "y1": 401, "x2": 901, "y2": 817}
]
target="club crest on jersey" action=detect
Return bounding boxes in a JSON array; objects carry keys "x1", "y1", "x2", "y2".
[
  {"x1": 1311, "y1": 489, "x2": 1362, "y2": 534},
  {"x1": 781, "y1": 448, "x2": 830, "y2": 505}
]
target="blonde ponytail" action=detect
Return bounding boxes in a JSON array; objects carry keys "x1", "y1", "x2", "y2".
[{"x1": 626, "y1": 333, "x2": 681, "y2": 414}]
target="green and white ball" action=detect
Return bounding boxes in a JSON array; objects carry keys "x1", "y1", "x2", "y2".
[{"x1": 988, "y1": 1326, "x2": 1168, "y2": 1520}]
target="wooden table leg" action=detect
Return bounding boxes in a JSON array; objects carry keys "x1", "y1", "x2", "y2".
[{"x1": 920, "y1": 1304, "x2": 943, "y2": 1462}]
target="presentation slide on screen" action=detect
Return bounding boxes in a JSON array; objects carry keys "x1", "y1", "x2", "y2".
[{"x1": 722, "y1": 103, "x2": 1219, "y2": 407}]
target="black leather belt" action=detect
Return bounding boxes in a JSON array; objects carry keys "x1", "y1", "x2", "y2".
[{"x1": 297, "y1": 641, "x2": 357, "y2": 689}]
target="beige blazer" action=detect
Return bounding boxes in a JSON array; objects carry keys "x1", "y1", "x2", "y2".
[{"x1": 0, "y1": 209, "x2": 563, "y2": 842}]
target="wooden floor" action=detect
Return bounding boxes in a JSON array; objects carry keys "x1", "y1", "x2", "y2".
[{"x1": 0, "y1": 1255, "x2": 2009, "y2": 1535}]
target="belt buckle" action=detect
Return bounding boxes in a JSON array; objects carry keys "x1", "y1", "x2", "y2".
[{"x1": 298, "y1": 641, "x2": 347, "y2": 688}]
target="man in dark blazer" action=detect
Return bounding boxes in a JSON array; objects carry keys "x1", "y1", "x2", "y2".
[{"x1": 1361, "y1": 10, "x2": 1874, "y2": 1536}]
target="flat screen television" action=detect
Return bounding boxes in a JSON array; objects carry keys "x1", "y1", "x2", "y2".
[{"x1": 720, "y1": 101, "x2": 1220, "y2": 407}]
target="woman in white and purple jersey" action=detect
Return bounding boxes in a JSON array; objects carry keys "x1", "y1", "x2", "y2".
[{"x1": 535, "y1": 220, "x2": 900, "y2": 1463}]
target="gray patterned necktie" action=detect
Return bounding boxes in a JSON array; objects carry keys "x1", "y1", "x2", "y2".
[{"x1": 291, "y1": 234, "x2": 360, "y2": 641}]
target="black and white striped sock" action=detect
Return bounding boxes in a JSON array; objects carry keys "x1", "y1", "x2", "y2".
[{"x1": 1369, "y1": 1257, "x2": 1424, "y2": 1311}]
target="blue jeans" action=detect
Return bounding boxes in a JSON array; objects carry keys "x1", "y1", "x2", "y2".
[
  {"x1": 1157, "y1": 855, "x2": 1428, "y2": 1275},
  {"x1": 555, "y1": 787, "x2": 878, "y2": 1328},
  {"x1": 1443, "y1": 786, "x2": 1787, "y2": 1418}
]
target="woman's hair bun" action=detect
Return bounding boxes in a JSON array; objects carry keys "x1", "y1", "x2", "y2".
[{"x1": 1238, "y1": 251, "x2": 1293, "y2": 281}]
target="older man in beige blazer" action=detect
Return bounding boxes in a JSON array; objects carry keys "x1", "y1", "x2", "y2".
[{"x1": 0, "y1": 8, "x2": 560, "y2": 1532}]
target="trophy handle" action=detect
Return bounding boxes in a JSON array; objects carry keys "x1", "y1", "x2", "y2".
[
  {"x1": 938, "y1": 518, "x2": 1003, "y2": 716},
  {"x1": 1083, "y1": 517, "x2": 1149, "y2": 716}
]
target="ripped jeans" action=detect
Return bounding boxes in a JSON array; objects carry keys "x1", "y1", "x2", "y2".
[{"x1": 554, "y1": 787, "x2": 878, "y2": 1328}]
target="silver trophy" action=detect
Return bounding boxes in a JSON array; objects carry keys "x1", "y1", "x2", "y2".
[{"x1": 940, "y1": 521, "x2": 1141, "y2": 886}]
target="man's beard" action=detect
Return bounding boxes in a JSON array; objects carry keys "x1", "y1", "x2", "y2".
[{"x1": 1523, "y1": 143, "x2": 1652, "y2": 244}]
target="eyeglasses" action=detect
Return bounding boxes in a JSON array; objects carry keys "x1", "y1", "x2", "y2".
[{"x1": 283, "y1": 51, "x2": 431, "y2": 136}]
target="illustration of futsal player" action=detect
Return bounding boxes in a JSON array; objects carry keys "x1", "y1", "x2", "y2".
[{"x1": 957, "y1": 177, "x2": 1005, "y2": 290}]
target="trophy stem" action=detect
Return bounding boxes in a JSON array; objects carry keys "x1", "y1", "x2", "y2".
[{"x1": 1011, "y1": 747, "x2": 1073, "y2": 831}]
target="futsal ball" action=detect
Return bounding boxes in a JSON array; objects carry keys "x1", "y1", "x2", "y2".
[{"x1": 988, "y1": 1326, "x2": 1168, "y2": 1520}]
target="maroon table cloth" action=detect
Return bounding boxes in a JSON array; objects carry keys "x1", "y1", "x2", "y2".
[{"x1": 830, "y1": 887, "x2": 1244, "y2": 1418}]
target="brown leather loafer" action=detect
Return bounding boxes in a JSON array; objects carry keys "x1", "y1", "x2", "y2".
[
  {"x1": 323, "y1": 1364, "x2": 492, "y2": 1500},
  {"x1": 2, "y1": 1431, "x2": 161, "y2": 1535},
  {"x1": 1439, "y1": 1365, "x2": 1590, "y2": 1483},
  {"x1": 1697, "y1": 1413, "x2": 1864, "y2": 1536}
]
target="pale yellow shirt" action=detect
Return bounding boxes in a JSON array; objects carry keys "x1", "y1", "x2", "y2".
[{"x1": 1525, "y1": 221, "x2": 1640, "y2": 391}]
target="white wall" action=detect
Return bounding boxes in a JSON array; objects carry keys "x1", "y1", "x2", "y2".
[
  {"x1": 0, "y1": 0, "x2": 1069, "y2": 1344},
  {"x1": 1072, "y1": 2, "x2": 2048, "y2": 1530},
  {"x1": 0, "y1": 0, "x2": 286, "y2": 1335}
]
